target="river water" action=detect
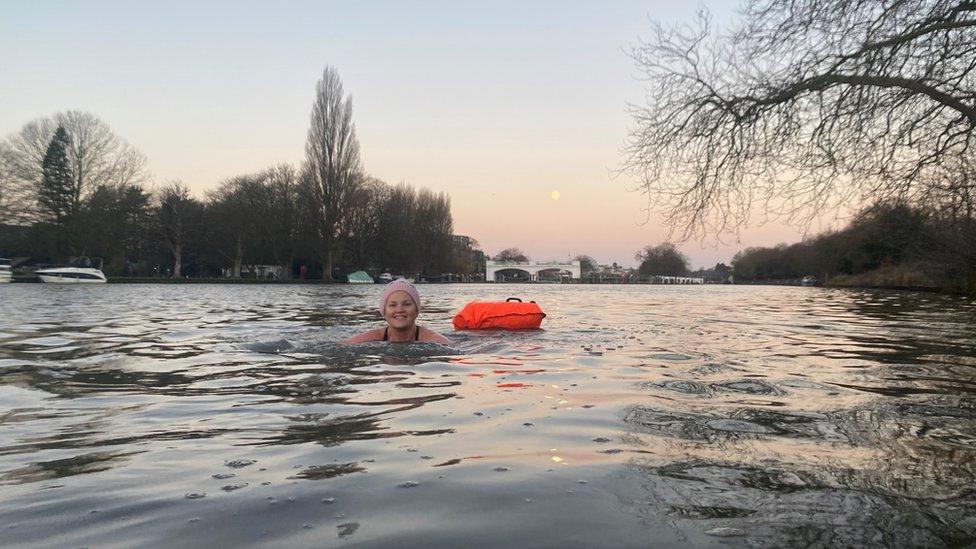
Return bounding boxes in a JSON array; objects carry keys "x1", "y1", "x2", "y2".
[{"x1": 0, "y1": 284, "x2": 974, "y2": 548}]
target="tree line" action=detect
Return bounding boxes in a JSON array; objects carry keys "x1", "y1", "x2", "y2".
[
  {"x1": 0, "y1": 67, "x2": 474, "y2": 280},
  {"x1": 732, "y1": 201, "x2": 975, "y2": 293}
]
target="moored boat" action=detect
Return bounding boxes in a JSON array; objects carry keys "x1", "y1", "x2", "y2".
[
  {"x1": 36, "y1": 258, "x2": 107, "y2": 284},
  {"x1": 0, "y1": 258, "x2": 12, "y2": 283},
  {"x1": 347, "y1": 270, "x2": 374, "y2": 284}
]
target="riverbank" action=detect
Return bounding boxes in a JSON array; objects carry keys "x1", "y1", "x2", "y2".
[{"x1": 825, "y1": 263, "x2": 974, "y2": 295}]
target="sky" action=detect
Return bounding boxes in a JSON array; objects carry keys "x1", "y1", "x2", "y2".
[{"x1": 1, "y1": 0, "x2": 819, "y2": 269}]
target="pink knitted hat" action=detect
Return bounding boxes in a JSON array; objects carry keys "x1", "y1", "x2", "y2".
[{"x1": 380, "y1": 278, "x2": 421, "y2": 316}]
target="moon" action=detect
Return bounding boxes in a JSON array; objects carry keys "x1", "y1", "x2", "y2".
[{"x1": 550, "y1": 190, "x2": 561, "y2": 201}]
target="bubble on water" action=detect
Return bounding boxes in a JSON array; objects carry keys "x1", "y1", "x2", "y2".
[
  {"x1": 322, "y1": 497, "x2": 336, "y2": 504},
  {"x1": 398, "y1": 481, "x2": 419, "y2": 488},
  {"x1": 645, "y1": 352, "x2": 694, "y2": 361},
  {"x1": 225, "y1": 459, "x2": 256, "y2": 468},
  {"x1": 578, "y1": 480, "x2": 588, "y2": 484},
  {"x1": 706, "y1": 527, "x2": 746, "y2": 537},
  {"x1": 212, "y1": 473, "x2": 235, "y2": 480},
  {"x1": 287, "y1": 496, "x2": 296, "y2": 502},
  {"x1": 566, "y1": 489, "x2": 575, "y2": 494},
  {"x1": 651, "y1": 380, "x2": 711, "y2": 395},
  {"x1": 494, "y1": 466, "x2": 509, "y2": 472},
  {"x1": 303, "y1": 524, "x2": 313, "y2": 529},
  {"x1": 689, "y1": 362, "x2": 739, "y2": 375},
  {"x1": 184, "y1": 493, "x2": 207, "y2": 499},
  {"x1": 706, "y1": 419, "x2": 772, "y2": 434},
  {"x1": 525, "y1": 498, "x2": 532, "y2": 503},
  {"x1": 337, "y1": 522, "x2": 359, "y2": 538},
  {"x1": 714, "y1": 379, "x2": 783, "y2": 395}
]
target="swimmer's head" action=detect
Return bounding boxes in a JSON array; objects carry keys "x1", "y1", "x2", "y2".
[{"x1": 380, "y1": 278, "x2": 421, "y2": 317}]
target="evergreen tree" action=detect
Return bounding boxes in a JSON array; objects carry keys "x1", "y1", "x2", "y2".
[{"x1": 38, "y1": 126, "x2": 74, "y2": 225}]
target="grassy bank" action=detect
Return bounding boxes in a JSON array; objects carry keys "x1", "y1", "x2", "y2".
[{"x1": 825, "y1": 263, "x2": 974, "y2": 294}]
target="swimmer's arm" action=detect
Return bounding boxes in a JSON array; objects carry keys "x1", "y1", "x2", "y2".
[{"x1": 345, "y1": 328, "x2": 385, "y2": 344}]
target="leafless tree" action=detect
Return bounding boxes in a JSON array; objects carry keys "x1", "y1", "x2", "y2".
[
  {"x1": 635, "y1": 243, "x2": 689, "y2": 276},
  {"x1": 623, "y1": 0, "x2": 976, "y2": 239},
  {"x1": 208, "y1": 174, "x2": 266, "y2": 278},
  {"x1": 262, "y1": 164, "x2": 301, "y2": 279},
  {"x1": 377, "y1": 182, "x2": 418, "y2": 273},
  {"x1": 1, "y1": 111, "x2": 147, "y2": 222},
  {"x1": 414, "y1": 188, "x2": 454, "y2": 274},
  {"x1": 341, "y1": 175, "x2": 388, "y2": 270},
  {"x1": 574, "y1": 254, "x2": 598, "y2": 274},
  {"x1": 305, "y1": 66, "x2": 363, "y2": 280},
  {"x1": 495, "y1": 248, "x2": 529, "y2": 262},
  {"x1": 0, "y1": 153, "x2": 14, "y2": 223},
  {"x1": 156, "y1": 182, "x2": 199, "y2": 278}
]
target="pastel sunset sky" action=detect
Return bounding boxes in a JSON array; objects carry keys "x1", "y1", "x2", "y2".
[{"x1": 1, "y1": 0, "x2": 829, "y2": 268}]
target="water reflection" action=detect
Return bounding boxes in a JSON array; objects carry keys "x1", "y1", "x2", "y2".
[{"x1": 0, "y1": 284, "x2": 974, "y2": 547}]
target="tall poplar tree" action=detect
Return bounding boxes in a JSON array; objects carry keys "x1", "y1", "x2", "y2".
[
  {"x1": 305, "y1": 66, "x2": 362, "y2": 281},
  {"x1": 39, "y1": 126, "x2": 74, "y2": 225}
]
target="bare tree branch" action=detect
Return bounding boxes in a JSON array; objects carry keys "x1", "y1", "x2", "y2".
[{"x1": 623, "y1": 0, "x2": 976, "y2": 239}]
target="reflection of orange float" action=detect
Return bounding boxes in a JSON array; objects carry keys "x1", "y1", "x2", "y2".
[{"x1": 452, "y1": 298, "x2": 546, "y2": 330}]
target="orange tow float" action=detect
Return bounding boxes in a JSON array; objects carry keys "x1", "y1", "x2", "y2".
[{"x1": 452, "y1": 298, "x2": 546, "y2": 330}]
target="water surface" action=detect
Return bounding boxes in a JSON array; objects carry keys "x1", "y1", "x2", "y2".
[{"x1": 1, "y1": 284, "x2": 975, "y2": 547}]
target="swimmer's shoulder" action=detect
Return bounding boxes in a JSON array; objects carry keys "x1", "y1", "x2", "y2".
[
  {"x1": 419, "y1": 326, "x2": 451, "y2": 345},
  {"x1": 345, "y1": 328, "x2": 385, "y2": 344}
]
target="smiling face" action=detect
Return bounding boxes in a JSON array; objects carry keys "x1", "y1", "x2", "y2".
[{"x1": 383, "y1": 290, "x2": 419, "y2": 331}]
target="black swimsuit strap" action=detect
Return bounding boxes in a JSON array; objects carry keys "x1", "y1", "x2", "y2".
[{"x1": 383, "y1": 326, "x2": 420, "y2": 342}]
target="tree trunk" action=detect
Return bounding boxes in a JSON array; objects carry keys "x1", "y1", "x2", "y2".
[
  {"x1": 232, "y1": 238, "x2": 243, "y2": 278},
  {"x1": 322, "y1": 249, "x2": 333, "y2": 281},
  {"x1": 172, "y1": 243, "x2": 182, "y2": 278}
]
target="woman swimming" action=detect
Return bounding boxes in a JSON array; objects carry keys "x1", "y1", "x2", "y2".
[{"x1": 345, "y1": 278, "x2": 451, "y2": 344}]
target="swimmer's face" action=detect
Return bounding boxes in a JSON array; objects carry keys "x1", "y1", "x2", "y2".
[{"x1": 383, "y1": 290, "x2": 419, "y2": 330}]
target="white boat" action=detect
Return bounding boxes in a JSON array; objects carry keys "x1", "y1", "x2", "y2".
[
  {"x1": 0, "y1": 258, "x2": 12, "y2": 283},
  {"x1": 376, "y1": 272, "x2": 393, "y2": 284},
  {"x1": 36, "y1": 258, "x2": 107, "y2": 284},
  {"x1": 346, "y1": 270, "x2": 374, "y2": 284}
]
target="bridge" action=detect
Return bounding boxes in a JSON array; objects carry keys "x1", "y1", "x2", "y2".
[{"x1": 486, "y1": 260, "x2": 581, "y2": 282}]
